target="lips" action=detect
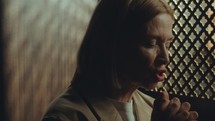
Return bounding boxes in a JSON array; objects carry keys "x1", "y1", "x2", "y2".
[{"x1": 155, "y1": 69, "x2": 167, "y2": 82}]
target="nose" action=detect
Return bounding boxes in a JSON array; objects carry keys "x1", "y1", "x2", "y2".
[{"x1": 157, "y1": 44, "x2": 170, "y2": 65}]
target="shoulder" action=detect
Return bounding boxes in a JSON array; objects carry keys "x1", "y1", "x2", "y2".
[
  {"x1": 41, "y1": 88, "x2": 89, "y2": 121},
  {"x1": 42, "y1": 109, "x2": 88, "y2": 121}
]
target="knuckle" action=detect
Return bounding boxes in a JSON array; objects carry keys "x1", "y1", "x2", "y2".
[
  {"x1": 163, "y1": 98, "x2": 170, "y2": 104},
  {"x1": 172, "y1": 97, "x2": 179, "y2": 102},
  {"x1": 189, "y1": 111, "x2": 199, "y2": 119},
  {"x1": 169, "y1": 98, "x2": 180, "y2": 109},
  {"x1": 182, "y1": 102, "x2": 191, "y2": 109},
  {"x1": 170, "y1": 102, "x2": 179, "y2": 108},
  {"x1": 181, "y1": 110, "x2": 190, "y2": 118}
]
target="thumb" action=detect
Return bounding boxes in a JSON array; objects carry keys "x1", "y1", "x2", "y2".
[
  {"x1": 151, "y1": 91, "x2": 170, "y2": 121},
  {"x1": 152, "y1": 91, "x2": 170, "y2": 112},
  {"x1": 154, "y1": 91, "x2": 169, "y2": 110}
]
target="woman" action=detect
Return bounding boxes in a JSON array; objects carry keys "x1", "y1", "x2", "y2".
[{"x1": 41, "y1": 0, "x2": 199, "y2": 121}]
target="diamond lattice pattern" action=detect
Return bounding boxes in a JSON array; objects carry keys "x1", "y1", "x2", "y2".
[{"x1": 156, "y1": 0, "x2": 215, "y2": 100}]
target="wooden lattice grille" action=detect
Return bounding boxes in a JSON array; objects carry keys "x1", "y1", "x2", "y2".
[{"x1": 156, "y1": 0, "x2": 215, "y2": 100}]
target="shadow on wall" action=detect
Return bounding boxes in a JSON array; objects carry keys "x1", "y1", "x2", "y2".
[{"x1": 3, "y1": 0, "x2": 97, "y2": 121}]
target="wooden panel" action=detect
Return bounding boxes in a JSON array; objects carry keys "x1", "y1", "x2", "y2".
[{"x1": 3, "y1": 0, "x2": 97, "y2": 121}]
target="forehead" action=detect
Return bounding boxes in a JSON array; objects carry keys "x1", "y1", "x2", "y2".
[{"x1": 146, "y1": 13, "x2": 174, "y2": 38}]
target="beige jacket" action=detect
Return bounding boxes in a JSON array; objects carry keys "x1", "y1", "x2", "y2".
[{"x1": 41, "y1": 88, "x2": 154, "y2": 121}]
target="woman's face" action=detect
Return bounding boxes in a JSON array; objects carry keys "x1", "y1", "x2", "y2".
[{"x1": 118, "y1": 13, "x2": 174, "y2": 89}]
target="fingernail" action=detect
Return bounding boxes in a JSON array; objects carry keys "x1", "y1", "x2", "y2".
[
  {"x1": 172, "y1": 97, "x2": 179, "y2": 102},
  {"x1": 191, "y1": 112, "x2": 199, "y2": 119}
]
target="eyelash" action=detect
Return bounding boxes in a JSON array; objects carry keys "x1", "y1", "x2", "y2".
[
  {"x1": 165, "y1": 42, "x2": 171, "y2": 49},
  {"x1": 148, "y1": 40, "x2": 157, "y2": 46},
  {"x1": 143, "y1": 40, "x2": 171, "y2": 49}
]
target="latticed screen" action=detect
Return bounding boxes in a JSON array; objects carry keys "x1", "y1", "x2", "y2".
[{"x1": 156, "y1": 0, "x2": 215, "y2": 100}]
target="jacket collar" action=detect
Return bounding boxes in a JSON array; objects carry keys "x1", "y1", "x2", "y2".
[
  {"x1": 87, "y1": 90, "x2": 154, "y2": 121},
  {"x1": 88, "y1": 98, "x2": 123, "y2": 121},
  {"x1": 133, "y1": 90, "x2": 154, "y2": 121}
]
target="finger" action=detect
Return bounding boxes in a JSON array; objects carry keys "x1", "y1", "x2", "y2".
[
  {"x1": 175, "y1": 110, "x2": 190, "y2": 120},
  {"x1": 165, "y1": 97, "x2": 181, "y2": 117},
  {"x1": 174, "y1": 102, "x2": 192, "y2": 121},
  {"x1": 187, "y1": 111, "x2": 199, "y2": 120},
  {"x1": 161, "y1": 91, "x2": 169, "y2": 100},
  {"x1": 153, "y1": 91, "x2": 170, "y2": 111},
  {"x1": 152, "y1": 91, "x2": 170, "y2": 121},
  {"x1": 180, "y1": 102, "x2": 191, "y2": 111},
  {"x1": 160, "y1": 91, "x2": 170, "y2": 111}
]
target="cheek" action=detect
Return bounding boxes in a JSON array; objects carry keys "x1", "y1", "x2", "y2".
[
  {"x1": 139, "y1": 47, "x2": 157, "y2": 67},
  {"x1": 116, "y1": 46, "x2": 157, "y2": 81}
]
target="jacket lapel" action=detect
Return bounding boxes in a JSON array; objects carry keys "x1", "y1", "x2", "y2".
[
  {"x1": 79, "y1": 89, "x2": 154, "y2": 121},
  {"x1": 88, "y1": 98, "x2": 123, "y2": 121},
  {"x1": 133, "y1": 90, "x2": 154, "y2": 121}
]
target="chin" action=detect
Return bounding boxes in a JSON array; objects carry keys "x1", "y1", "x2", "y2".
[{"x1": 141, "y1": 82, "x2": 163, "y2": 90}]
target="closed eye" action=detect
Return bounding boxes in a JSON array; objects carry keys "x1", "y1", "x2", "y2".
[
  {"x1": 143, "y1": 39, "x2": 157, "y2": 48},
  {"x1": 165, "y1": 41, "x2": 171, "y2": 49},
  {"x1": 166, "y1": 36, "x2": 174, "y2": 49}
]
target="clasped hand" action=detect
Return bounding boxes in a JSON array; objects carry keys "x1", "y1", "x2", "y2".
[{"x1": 151, "y1": 91, "x2": 199, "y2": 121}]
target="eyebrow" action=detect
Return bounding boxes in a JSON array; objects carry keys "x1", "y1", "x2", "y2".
[{"x1": 147, "y1": 35, "x2": 174, "y2": 42}]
